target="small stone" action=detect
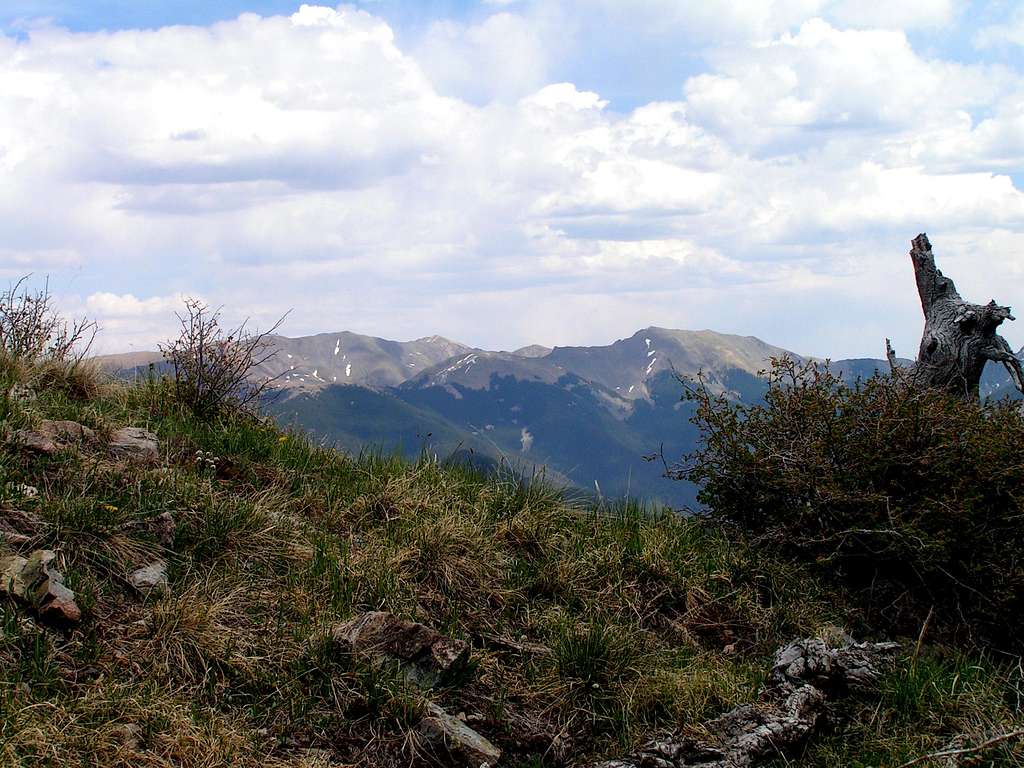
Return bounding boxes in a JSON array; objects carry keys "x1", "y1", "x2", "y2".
[
  {"x1": 326, "y1": 611, "x2": 469, "y2": 686},
  {"x1": 7, "y1": 384, "x2": 36, "y2": 403},
  {"x1": 109, "y1": 427, "x2": 159, "y2": 462},
  {"x1": 123, "y1": 511, "x2": 175, "y2": 548},
  {"x1": 0, "y1": 554, "x2": 29, "y2": 594},
  {"x1": 128, "y1": 561, "x2": 168, "y2": 594},
  {"x1": 431, "y1": 637, "x2": 470, "y2": 674},
  {"x1": 13, "y1": 431, "x2": 59, "y2": 455},
  {"x1": 1, "y1": 508, "x2": 45, "y2": 533},
  {"x1": 418, "y1": 703, "x2": 502, "y2": 768},
  {"x1": 0, "y1": 549, "x2": 81, "y2": 628},
  {"x1": 12, "y1": 420, "x2": 97, "y2": 456},
  {"x1": 38, "y1": 579, "x2": 82, "y2": 627},
  {"x1": 0, "y1": 508, "x2": 45, "y2": 547},
  {"x1": 110, "y1": 722, "x2": 143, "y2": 750}
]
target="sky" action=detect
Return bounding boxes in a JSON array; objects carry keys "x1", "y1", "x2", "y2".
[{"x1": 1, "y1": 2, "x2": 1023, "y2": 357}]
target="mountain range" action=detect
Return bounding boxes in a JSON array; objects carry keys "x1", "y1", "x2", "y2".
[{"x1": 98, "y1": 327, "x2": 1020, "y2": 508}]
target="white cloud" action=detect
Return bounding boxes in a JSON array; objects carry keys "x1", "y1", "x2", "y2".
[
  {"x1": 975, "y1": 7, "x2": 1024, "y2": 48},
  {"x1": 84, "y1": 292, "x2": 186, "y2": 317},
  {"x1": 827, "y1": 0, "x2": 959, "y2": 29},
  {"x1": 0, "y1": 249, "x2": 82, "y2": 278},
  {"x1": 1, "y1": 4, "x2": 1023, "y2": 358},
  {"x1": 59, "y1": 292, "x2": 191, "y2": 354},
  {"x1": 684, "y1": 19, "x2": 1005, "y2": 154},
  {"x1": 414, "y1": 12, "x2": 551, "y2": 102}
]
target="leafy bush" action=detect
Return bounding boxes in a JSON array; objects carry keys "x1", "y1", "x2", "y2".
[
  {"x1": 160, "y1": 299, "x2": 285, "y2": 418},
  {"x1": 676, "y1": 357, "x2": 1024, "y2": 647}
]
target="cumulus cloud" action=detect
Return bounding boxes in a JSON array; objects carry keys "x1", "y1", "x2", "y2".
[
  {"x1": 1, "y1": 3, "x2": 1023, "y2": 359},
  {"x1": 414, "y1": 12, "x2": 551, "y2": 102},
  {"x1": 827, "y1": 0, "x2": 960, "y2": 29},
  {"x1": 85, "y1": 292, "x2": 186, "y2": 317},
  {"x1": 683, "y1": 20, "x2": 1005, "y2": 154},
  {"x1": 54, "y1": 292, "x2": 192, "y2": 354}
]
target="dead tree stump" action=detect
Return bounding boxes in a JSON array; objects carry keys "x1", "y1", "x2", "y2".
[{"x1": 886, "y1": 233, "x2": 1024, "y2": 400}]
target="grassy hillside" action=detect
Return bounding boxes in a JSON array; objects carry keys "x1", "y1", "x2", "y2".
[{"x1": 2, "y1": 368, "x2": 1023, "y2": 767}]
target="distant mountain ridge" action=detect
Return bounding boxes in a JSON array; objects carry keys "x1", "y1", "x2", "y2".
[{"x1": 98, "y1": 327, "x2": 1021, "y2": 508}]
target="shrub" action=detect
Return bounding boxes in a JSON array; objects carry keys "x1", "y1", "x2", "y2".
[
  {"x1": 0, "y1": 276, "x2": 99, "y2": 397},
  {"x1": 675, "y1": 357, "x2": 1024, "y2": 647},
  {"x1": 159, "y1": 299, "x2": 285, "y2": 418}
]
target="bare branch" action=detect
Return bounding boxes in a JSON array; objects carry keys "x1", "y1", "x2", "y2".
[{"x1": 885, "y1": 338, "x2": 898, "y2": 373}]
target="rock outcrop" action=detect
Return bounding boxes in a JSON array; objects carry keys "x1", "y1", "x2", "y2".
[
  {"x1": 6, "y1": 419, "x2": 159, "y2": 464},
  {"x1": 595, "y1": 637, "x2": 899, "y2": 768}
]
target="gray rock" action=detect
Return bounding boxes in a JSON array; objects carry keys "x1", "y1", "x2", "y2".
[
  {"x1": 109, "y1": 722, "x2": 144, "y2": 750},
  {"x1": 0, "y1": 508, "x2": 45, "y2": 547},
  {"x1": 124, "y1": 511, "x2": 175, "y2": 548},
  {"x1": 13, "y1": 431, "x2": 59, "y2": 455},
  {"x1": 0, "y1": 549, "x2": 82, "y2": 627},
  {"x1": 326, "y1": 611, "x2": 470, "y2": 686},
  {"x1": 12, "y1": 419, "x2": 97, "y2": 456},
  {"x1": 109, "y1": 427, "x2": 159, "y2": 462},
  {"x1": 7, "y1": 384, "x2": 36, "y2": 403},
  {"x1": 418, "y1": 702, "x2": 502, "y2": 768},
  {"x1": 128, "y1": 561, "x2": 168, "y2": 594}
]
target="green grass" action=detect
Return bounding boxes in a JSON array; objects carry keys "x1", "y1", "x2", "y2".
[{"x1": 0, "y1": 362, "x2": 1021, "y2": 766}]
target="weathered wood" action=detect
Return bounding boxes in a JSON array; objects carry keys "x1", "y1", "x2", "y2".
[
  {"x1": 592, "y1": 637, "x2": 899, "y2": 768},
  {"x1": 891, "y1": 234, "x2": 1024, "y2": 400}
]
